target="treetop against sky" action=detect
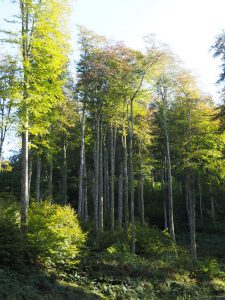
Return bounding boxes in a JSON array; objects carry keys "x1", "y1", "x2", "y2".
[{"x1": 0, "y1": 0, "x2": 224, "y2": 101}]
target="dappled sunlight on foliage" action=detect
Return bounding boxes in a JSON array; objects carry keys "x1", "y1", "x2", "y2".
[
  {"x1": 27, "y1": 202, "x2": 86, "y2": 269},
  {"x1": 2, "y1": 0, "x2": 225, "y2": 299},
  {"x1": 135, "y1": 223, "x2": 177, "y2": 259}
]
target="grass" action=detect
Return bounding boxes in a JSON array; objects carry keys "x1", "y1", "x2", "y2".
[
  {"x1": 0, "y1": 267, "x2": 104, "y2": 300},
  {"x1": 65, "y1": 228, "x2": 225, "y2": 300}
]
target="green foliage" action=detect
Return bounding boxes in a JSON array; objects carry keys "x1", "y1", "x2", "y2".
[
  {"x1": 0, "y1": 197, "x2": 86, "y2": 270},
  {"x1": 0, "y1": 268, "x2": 104, "y2": 300},
  {"x1": 0, "y1": 196, "x2": 23, "y2": 266},
  {"x1": 76, "y1": 226, "x2": 225, "y2": 299},
  {"x1": 135, "y1": 224, "x2": 176, "y2": 260},
  {"x1": 27, "y1": 202, "x2": 86, "y2": 269},
  {"x1": 94, "y1": 226, "x2": 128, "y2": 251},
  {"x1": 0, "y1": 218, "x2": 24, "y2": 267}
]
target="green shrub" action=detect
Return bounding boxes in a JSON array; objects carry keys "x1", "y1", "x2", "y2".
[
  {"x1": 0, "y1": 193, "x2": 19, "y2": 223},
  {"x1": 101, "y1": 241, "x2": 152, "y2": 277},
  {"x1": 27, "y1": 202, "x2": 86, "y2": 269},
  {"x1": 197, "y1": 258, "x2": 222, "y2": 280},
  {"x1": 0, "y1": 219, "x2": 24, "y2": 266},
  {"x1": 0, "y1": 197, "x2": 23, "y2": 267},
  {"x1": 88, "y1": 225, "x2": 127, "y2": 251},
  {"x1": 135, "y1": 223, "x2": 176, "y2": 260}
]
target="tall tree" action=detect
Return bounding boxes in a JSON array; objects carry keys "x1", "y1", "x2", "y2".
[
  {"x1": 151, "y1": 69, "x2": 178, "y2": 243},
  {"x1": 5, "y1": 0, "x2": 71, "y2": 231}
]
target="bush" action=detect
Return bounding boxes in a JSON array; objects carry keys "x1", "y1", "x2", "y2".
[
  {"x1": 0, "y1": 196, "x2": 23, "y2": 267},
  {"x1": 135, "y1": 223, "x2": 176, "y2": 260},
  {"x1": 27, "y1": 202, "x2": 86, "y2": 269},
  {"x1": 95, "y1": 226, "x2": 128, "y2": 251},
  {"x1": 106, "y1": 241, "x2": 151, "y2": 268},
  {"x1": 0, "y1": 219, "x2": 24, "y2": 266}
]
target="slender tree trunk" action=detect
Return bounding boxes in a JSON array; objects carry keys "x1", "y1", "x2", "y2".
[
  {"x1": 123, "y1": 117, "x2": 129, "y2": 232},
  {"x1": 21, "y1": 125, "x2": 29, "y2": 233},
  {"x1": 110, "y1": 124, "x2": 114, "y2": 230},
  {"x1": 187, "y1": 170, "x2": 197, "y2": 260},
  {"x1": 138, "y1": 179, "x2": 141, "y2": 218},
  {"x1": 36, "y1": 155, "x2": 41, "y2": 203},
  {"x1": 62, "y1": 140, "x2": 67, "y2": 205},
  {"x1": 185, "y1": 174, "x2": 190, "y2": 217},
  {"x1": 94, "y1": 117, "x2": 99, "y2": 232},
  {"x1": 123, "y1": 131, "x2": 129, "y2": 231},
  {"x1": 163, "y1": 196, "x2": 168, "y2": 229},
  {"x1": 49, "y1": 158, "x2": 53, "y2": 202},
  {"x1": 165, "y1": 130, "x2": 175, "y2": 242},
  {"x1": 139, "y1": 141, "x2": 144, "y2": 226},
  {"x1": 20, "y1": 2, "x2": 30, "y2": 234},
  {"x1": 91, "y1": 173, "x2": 95, "y2": 219},
  {"x1": 129, "y1": 99, "x2": 135, "y2": 253},
  {"x1": 99, "y1": 118, "x2": 104, "y2": 233},
  {"x1": 28, "y1": 153, "x2": 33, "y2": 198},
  {"x1": 110, "y1": 123, "x2": 116, "y2": 230},
  {"x1": 161, "y1": 165, "x2": 168, "y2": 229},
  {"x1": 210, "y1": 195, "x2": 216, "y2": 227},
  {"x1": 103, "y1": 137, "x2": 109, "y2": 222},
  {"x1": 83, "y1": 151, "x2": 88, "y2": 222},
  {"x1": 140, "y1": 176, "x2": 144, "y2": 226},
  {"x1": 198, "y1": 174, "x2": 203, "y2": 226},
  {"x1": 118, "y1": 163, "x2": 123, "y2": 226},
  {"x1": 78, "y1": 105, "x2": 85, "y2": 217}
]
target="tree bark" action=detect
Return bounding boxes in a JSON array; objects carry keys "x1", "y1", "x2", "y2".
[
  {"x1": 110, "y1": 123, "x2": 116, "y2": 230},
  {"x1": 28, "y1": 152, "x2": 33, "y2": 198},
  {"x1": 36, "y1": 155, "x2": 41, "y2": 204},
  {"x1": 185, "y1": 174, "x2": 190, "y2": 217},
  {"x1": 94, "y1": 117, "x2": 99, "y2": 232},
  {"x1": 83, "y1": 151, "x2": 88, "y2": 222},
  {"x1": 20, "y1": 2, "x2": 29, "y2": 234},
  {"x1": 78, "y1": 105, "x2": 85, "y2": 217},
  {"x1": 123, "y1": 112, "x2": 129, "y2": 232},
  {"x1": 198, "y1": 174, "x2": 203, "y2": 226},
  {"x1": 165, "y1": 129, "x2": 175, "y2": 242},
  {"x1": 118, "y1": 164, "x2": 123, "y2": 226},
  {"x1": 103, "y1": 137, "x2": 110, "y2": 222},
  {"x1": 21, "y1": 126, "x2": 29, "y2": 233},
  {"x1": 99, "y1": 117, "x2": 104, "y2": 233},
  {"x1": 139, "y1": 141, "x2": 145, "y2": 226},
  {"x1": 187, "y1": 170, "x2": 197, "y2": 260},
  {"x1": 129, "y1": 99, "x2": 135, "y2": 253},
  {"x1": 210, "y1": 195, "x2": 216, "y2": 227},
  {"x1": 161, "y1": 164, "x2": 168, "y2": 229}
]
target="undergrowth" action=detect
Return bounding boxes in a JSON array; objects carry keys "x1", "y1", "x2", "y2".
[{"x1": 1, "y1": 197, "x2": 225, "y2": 299}]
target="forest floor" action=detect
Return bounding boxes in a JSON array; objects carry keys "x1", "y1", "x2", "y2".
[{"x1": 1, "y1": 229, "x2": 225, "y2": 299}]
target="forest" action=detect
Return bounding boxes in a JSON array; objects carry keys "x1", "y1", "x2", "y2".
[{"x1": 1, "y1": 0, "x2": 225, "y2": 299}]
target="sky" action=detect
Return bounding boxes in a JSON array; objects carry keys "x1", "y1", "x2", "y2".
[
  {"x1": 71, "y1": 0, "x2": 225, "y2": 102},
  {"x1": 0, "y1": 0, "x2": 225, "y2": 156},
  {"x1": 0, "y1": 0, "x2": 224, "y2": 100}
]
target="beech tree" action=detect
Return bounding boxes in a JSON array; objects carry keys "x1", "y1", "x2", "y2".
[
  {"x1": 1, "y1": 0, "x2": 71, "y2": 231},
  {"x1": 151, "y1": 69, "x2": 178, "y2": 243}
]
